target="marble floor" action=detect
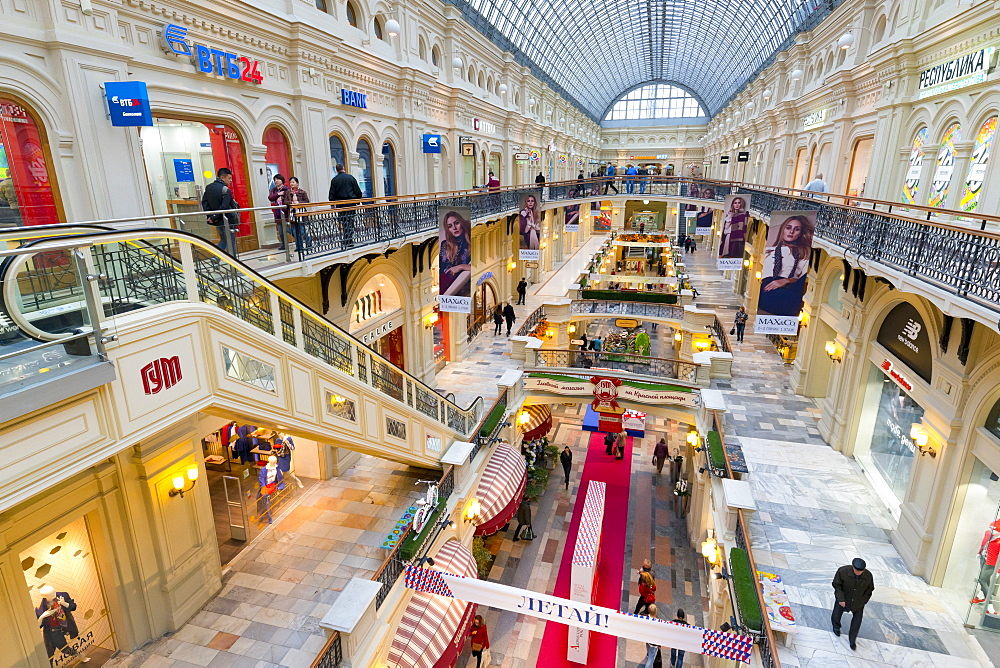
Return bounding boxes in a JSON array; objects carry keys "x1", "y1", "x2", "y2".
[{"x1": 683, "y1": 248, "x2": 997, "y2": 668}]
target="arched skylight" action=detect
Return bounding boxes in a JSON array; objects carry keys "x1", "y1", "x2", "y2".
[{"x1": 604, "y1": 85, "x2": 706, "y2": 121}]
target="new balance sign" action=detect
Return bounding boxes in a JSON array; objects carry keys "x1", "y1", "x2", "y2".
[{"x1": 141, "y1": 356, "x2": 182, "y2": 394}]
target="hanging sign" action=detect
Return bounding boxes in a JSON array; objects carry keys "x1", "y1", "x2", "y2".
[
  {"x1": 104, "y1": 81, "x2": 153, "y2": 127},
  {"x1": 403, "y1": 566, "x2": 753, "y2": 663},
  {"x1": 753, "y1": 210, "x2": 816, "y2": 335},
  {"x1": 162, "y1": 24, "x2": 264, "y2": 84},
  {"x1": 529, "y1": 150, "x2": 541, "y2": 162},
  {"x1": 422, "y1": 134, "x2": 442, "y2": 153},
  {"x1": 875, "y1": 302, "x2": 932, "y2": 382},
  {"x1": 737, "y1": 151, "x2": 750, "y2": 162},
  {"x1": 720, "y1": 155, "x2": 730, "y2": 164},
  {"x1": 525, "y1": 375, "x2": 700, "y2": 407},
  {"x1": 462, "y1": 143, "x2": 475, "y2": 156},
  {"x1": 514, "y1": 152, "x2": 530, "y2": 161}
]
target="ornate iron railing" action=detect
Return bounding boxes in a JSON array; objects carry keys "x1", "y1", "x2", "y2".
[
  {"x1": 310, "y1": 631, "x2": 343, "y2": 668},
  {"x1": 711, "y1": 314, "x2": 733, "y2": 354},
  {"x1": 532, "y1": 349, "x2": 699, "y2": 383},
  {"x1": 570, "y1": 299, "x2": 685, "y2": 321},
  {"x1": 516, "y1": 306, "x2": 547, "y2": 336},
  {"x1": 469, "y1": 387, "x2": 510, "y2": 463}
]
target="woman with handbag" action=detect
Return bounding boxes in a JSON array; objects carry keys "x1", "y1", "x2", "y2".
[
  {"x1": 282, "y1": 177, "x2": 311, "y2": 251},
  {"x1": 468, "y1": 615, "x2": 490, "y2": 667},
  {"x1": 733, "y1": 306, "x2": 748, "y2": 343},
  {"x1": 634, "y1": 570, "x2": 657, "y2": 615}
]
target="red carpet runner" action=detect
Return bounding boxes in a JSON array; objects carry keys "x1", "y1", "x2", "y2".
[{"x1": 536, "y1": 431, "x2": 634, "y2": 667}]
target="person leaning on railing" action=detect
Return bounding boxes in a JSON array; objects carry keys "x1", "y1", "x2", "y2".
[{"x1": 329, "y1": 164, "x2": 363, "y2": 249}]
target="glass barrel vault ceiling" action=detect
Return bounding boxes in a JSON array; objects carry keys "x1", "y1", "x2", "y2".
[{"x1": 445, "y1": 0, "x2": 843, "y2": 120}]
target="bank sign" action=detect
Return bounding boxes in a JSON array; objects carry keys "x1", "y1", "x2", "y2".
[
  {"x1": 918, "y1": 47, "x2": 995, "y2": 99},
  {"x1": 162, "y1": 24, "x2": 264, "y2": 84},
  {"x1": 104, "y1": 81, "x2": 153, "y2": 127}
]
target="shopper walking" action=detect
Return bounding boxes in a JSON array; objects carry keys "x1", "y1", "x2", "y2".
[
  {"x1": 283, "y1": 177, "x2": 311, "y2": 251},
  {"x1": 328, "y1": 163, "x2": 363, "y2": 249},
  {"x1": 643, "y1": 604, "x2": 660, "y2": 668},
  {"x1": 634, "y1": 570, "x2": 657, "y2": 615},
  {"x1": 603, "y1": 164, "x2": 619, "y2": 194},
  {"x1": 512, "y1": 499, "x2": 532, "y2": 541},
  {"x1": 202, "y1": 168, "x2": 240, "y2": 255},
  {"x1": 734, "y1": 306, "x2": 749, "y2": 343},
  {"x1": 614, "y1": 432, "x2": 626, "y2": 460},
  {"x1": 268, "y1": 174, "x2": 292, "y2": 250},
  {"x1": 560, "y1": 445, "x2": 573, "y2": 489},
  {"x1": 516, "y1": 277, "x2": 528, "y2": 305},
  {"x1": 670, "y1": 609, "x2": 689, "y2": 667},
  {"x1": 502, "y1": 301, "x2": 516, "y2": 336},
  {"x1": 535, "y1": 172, "x2": 545, "y2": 185},
  {"x1": 831, "y1": 558, "x2": 874, "y2": 650},
  {"x1": 653, "y1": 437, "x2": 669, "y2": 474},
  {"x1": 468, "y1": 615, "x2": 490, "y2": 668},
  {"x1": 492, "y1": 306, "x2": 504, "y2": 336}
]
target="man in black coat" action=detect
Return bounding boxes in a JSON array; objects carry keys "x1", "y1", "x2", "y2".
[
  {"x1": 832, "y1": 558, "x2": 875, "y2": 650},
  {"x1": 513, "y1": 499, "x2": 532, "y2": 541},
  {"x1": 202, "y1": 167, "x2": 240, "y2": 255},
  {"x1": 502, "y1": 302, "x2": 516, "y2": 336},
  {"x1": 328, "y1": 164, "x2": 363, "y2": 248},
  {"x1": 560, "y1": 445, "x2": 573, "y2": 489},
  {"x1": 516, "y1": 278, "x2": 528, "y2": 305}
]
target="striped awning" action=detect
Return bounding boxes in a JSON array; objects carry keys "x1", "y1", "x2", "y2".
[
  {"x1": 517, "y1": 403, "x2": 552, "y2": 440},
  {"x1": 474, "y1": 444, "x2": 528, "y2": 536},
  {"x1": 387, "y1": 540, "x2": 479, "y2": 668}
]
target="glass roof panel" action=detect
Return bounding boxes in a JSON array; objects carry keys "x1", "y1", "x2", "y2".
[{"x1": 444, "y1": 0, "x2": 840, "y2": 118}]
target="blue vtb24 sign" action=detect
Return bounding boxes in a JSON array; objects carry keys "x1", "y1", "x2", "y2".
[
  {"x1": 162, "y1": 24, "x2": 264, "y2": 84},
  {"x1": 104, "y1": 81, "x2": 153, "y2": 127}
]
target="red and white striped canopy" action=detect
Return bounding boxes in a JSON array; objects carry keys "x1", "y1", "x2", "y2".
[
  {"x1": 387, "y1": 540, "x2": 479, "y2": 668},
  {"x1": 474, "y1": 443, "x2": 528, "y2": 536}
]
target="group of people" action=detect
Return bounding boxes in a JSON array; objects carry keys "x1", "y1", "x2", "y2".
[
  {"x1": 633, "y1": 560, "x2": 690, "y2": 667},
  {"x1": 491, "y1": 302, "x2": 518, "y2": 336}
]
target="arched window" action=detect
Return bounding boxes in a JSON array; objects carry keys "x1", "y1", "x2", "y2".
[
  {"x1": 356, "y1": 138, "x2": 374, "y2": 197},
  {"x1": 345, "y1": 0, "x2": 358, "y2": 27},
  {"x1": 373, "y1": 17, "x2": 384, "y2": 40},
  {"x1": 604, "y1": 84, "x2": 706, "y2": 121},
  {"x1": 987, "y1": 397, "x2": 1000, "y2": 441},
  {"x1": 873, "y1": 15, "x2": 887, "y2": 44},
  {"x1": 0, "y1": 95, "x2": 61, "y2": 226},
  {"x1": 329, "y1": 133, "x2": 347, "y2": 177},
  {"x1": 467, "y1": 66, "x2": 474, "y2": 82},
  {"x1": 901, "y1": 127, "x2": 929, "y2": 204},
  {"x1": 263, "y1": 126, "x2": 292, "y2": 182},
  {"x1": 315, "y1": 0, "x2": 328, "y2": 11},
  {"x1": 382, "y1": 141, "x2": 397, "y2": 196},
  {"x1": 431, "y1": 45, "x2": 441, "y2": 67},
  {"x1": 487, "y1": 76, "x2": 494, "y2": 93},
  {"x1": 477, "y1": 71, "x2": 485, "y2": 89},
  {"x1": 418, "y1": 37, "x2": 427, "y2": 61},
  {"x1": 960, "y1": 116, "x2": 998, "y2": 213},
  {"x1": 928, "y1": 123, "x2": 962, "y2": 208}
]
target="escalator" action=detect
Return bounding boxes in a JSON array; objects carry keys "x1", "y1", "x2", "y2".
[{"x1": 0, "y1": 229, "x2": 484, "y2": 504}]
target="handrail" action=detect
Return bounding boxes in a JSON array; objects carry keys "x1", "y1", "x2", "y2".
[
  {"x1": 310, "y1": 630, "x2": 342, "y2": 668},
  {"x1": 0, "y1": 229, "x2": 483, "y2": 434}
]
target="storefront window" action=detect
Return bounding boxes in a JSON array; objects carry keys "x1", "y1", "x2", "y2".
[
  {"x1": 329, "y1": 134, "x2": 346, "y2": 176},
  {"x1": 902, "y1": 127, "x2": 929, "y2": 205},
  {"x1": 856, "y1": 362, "x2": 924, "y2": 508},
  {"x1": 21, "y1": 517, "x2": 117, "y2": 665},
  {"x1": 960, "y1": 116, "x2": 997, "y2": 213},
  {"x1": 846, "y1": 137, "x2": 874, "y2": 199},
  {"x1": 357, "y1": 138, "x2": 374, "y2": 197},
  {"x1": 263, "y1": 126, "x2": 291, "y2": 188},
  {"x1": 139, "y1": 119, "x2": 253, "y2": 244},
  {"x1": 791, "y1": 147, "x2": 808, "y2": 189},
  {"x1": 928, "y1": 123, "x2": 961, "y2": 208},
  {"x1": 382, "y1": 141, "x2": 396, "y2": 196},
  {"x1": 942, "y1": 458, "x2": 1000, "y2": 629},
  {"x1": 0, "y1": 97, "x2": 60, "y2": 226}
]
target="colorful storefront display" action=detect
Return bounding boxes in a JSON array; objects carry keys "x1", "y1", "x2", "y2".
[
  {"x1": 928, "y1": 123, "x2": 961, "y2": 208},
  {"x1": 960, "y1": 116, "x2": 997, "y2": 213},
  {"x1": 0, "y1": 98, "x2": 60, "y2": 226},
  {"x1": 902, "y1": 128, "x2": 929, "y2": 205}
]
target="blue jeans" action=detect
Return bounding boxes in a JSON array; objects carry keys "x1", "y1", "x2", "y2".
[
  {"x1": 671, "y1": 648, "x2": 685, "y2": 667},
  {"x1": 291, "y1": 222, "x2": 311, "y2": 250},
  {"x1": 644, "y1": 644, "x2": 658, "y2": 668},
  {"x1": 626, "y1": 180, "x2": 635, "y2": 194},
  {"x1": 639, "y1": 180, "x2": 647, "y2": 194}
]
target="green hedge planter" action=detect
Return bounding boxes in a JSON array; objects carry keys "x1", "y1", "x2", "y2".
[
  {"x1": 730, "y1": 547, "x2": 763, "y2": 632},
  {"x1": 479, "y1": 399, "x2": 507, "y2": 439},
  {"x1": 581, "y1": 290, "x2": 678, "y2": 304},
  {"x1": 707, "y1": 431, "x2": 727, "y2": 472}
]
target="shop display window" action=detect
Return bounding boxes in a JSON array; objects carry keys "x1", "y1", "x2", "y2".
[
  {"x1": 0, "y1": 97, "x2": 60, "y2": 226},
  {"x1": 943, "y1": 458, "x2": 1000, "y2": 631},
  {"x1": 928, "y1": 123, "x2": 961, "y2": 208},
  {"x1": 139, "y1": 119, "x2": 253, "y2": 245},
  {"x1": 901, "y1": 127, "x2": 929, "y2": 205},
  {"x1": 960, "y1": 116, "x2": 997, "y2": 213},
  {"x1": 329, "y1": 134, "x2": 346, "y2": 177},
  {"x1": 357, "y1": 138, "x2": 374, "y2": 198},
  {"x1": 846, "y1": 137, "x2": 873, "y2": 199},
  {"x1": 263, "y1": 126, "x2": 291, "y2": 192},
  {"x1": 382, "y1": 141, "x2": 396, "y2": 197},
  {"x1": 21, "y1": 517, "x2": 116, "y2": 666}
]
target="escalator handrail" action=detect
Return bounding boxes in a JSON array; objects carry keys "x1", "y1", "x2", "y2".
[{"x1": 0, "y1": 228, "x2": 485, "y2": 421}]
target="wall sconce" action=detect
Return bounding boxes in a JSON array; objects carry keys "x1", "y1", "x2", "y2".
[
  {"x1": 687, "y1": 430, "x2": 700, "y2": 448},
  {"x1": 465, "y1": 497, "x2": 483, "y2": 523},
  {"x1": 910, "y1": 424, "x2": 936, "y2": 457},
  {"x1": 424, "y1": 312, "x2": 440, "y2": 328},
  {"x1": 798, "y1": 311, "x2": 808, "y2": 327},
  {"x1": 824, "y1": 340, "x2": 843, "y2": 363},
  {"x1": 754, "y1": 271, "x2": 763, "y2": 280},
  {"x1": 545, "y1": 328, "x2": 555, "y2": 338},
  {"x1": 567, "y1": 324, "x2": 577, "y2": 334},
  {"x1": 674, "y1": 331, "x2": 682, "y2": 342},
  {"x1": 541, "y1": 242, "x2": 548, "y2": 249},
  {"x1": 508, "y1": 260, "x2": 517, "y2": 271},
  {"x1": 518, "y1": 410, "x2": 531, "y2": 425},
  {"x1": 743, "y1": 259, "x2": 751, "y2": 268},
  {"x1": 553, "y1": 234, "x2": 559, "y2": 240},
  {"x1": 331, "y1": 394, "x2": 347, "y2": 405},
  {"x1": 168, "y1": 466, "x2": 199, "y2": 498},
  {"x1": 694, "y1": 339, "x2": 711, "y2": 350},
  {"x1": 701, "y1": 531, "x2": 721, "y2": 565}
]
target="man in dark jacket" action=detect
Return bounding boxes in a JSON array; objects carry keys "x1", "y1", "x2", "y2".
[
  {"x1": 535, "y1": 173, "x2": 545, "y2": 185},
  {"x1": 516, "y1": 278, "x2": 528, "y2": 305},
  {"x1": 328, "y1": 164, "x2": 363, "y2": 249},
  {"x1": 502, "y1": 301, "x2": 516, "y2": 336},
  {"x1": 202, "y1": 168, "x2": 240, "y2": 255},
  {"x1": 560, "y1": 445, "x2": 573, "y2": 488},
  {"x1": 513, "y1": 499, "x2": 532, "y2": 541},
  {"x1": 832, "y1": 558, "x2": 875, "y2": 650}
]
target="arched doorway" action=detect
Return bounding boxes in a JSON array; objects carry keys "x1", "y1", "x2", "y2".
[
  {"x1": 471, "y1": 280, "x2": 499, "y2": 338},
  {"x1": 357, "y1": 138, "x2": 374, "y2": 198},
  {"x1": 382, "y1": 141, "x2": 397, "y2": 196},
  {"x1": 0, "y1": 95, "x2": 61, "y2": 226},
  {"x1": 349, "y1": 273, "x2": 406, "y2": 369}
]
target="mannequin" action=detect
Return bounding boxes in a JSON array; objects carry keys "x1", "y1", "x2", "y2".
[
  {"x1": 257, "y1": 455, "x2": 286, "y2": 523},
  {"x1": 273, "y1": 435, "x2": 304, "y2": 488},
  {"x1": 35, "y1": 585, "x2": 80, "y2": 659},
  {"x1": 972, "y1": 520, "x2": 1000, "y2": 614}
]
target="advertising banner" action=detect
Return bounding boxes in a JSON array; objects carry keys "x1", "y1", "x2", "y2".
[
  {"x1": 718, "y1": 194, "x2": 751, "y2": 270},
  {"x1": 565, "y1": 204, "x2": 580, "y2": 232},
  {"x1": 403, "y1": 566, "x2": 753, "y2": 663},
  {"x1": 695, "y1": 205, "x2": 714, "y2": 236},
  {"x1": 524, "y1": 375, "x2": 700, "y2": 408},
  {"x1": 569, "y1": 481, "x2": 605, "y2": 663},
  {"x1": 104, "y1": 81, "x2": 153, "y2": 127},
  {"x1": 438, "y1": 207, "x2": 473, "y2": 313},
  {"x1": 518, "y1": 192, "x2": 541, "y2": 260},
  {"x1": 754, "y1": 210, "x2": 816, "y2": 335}
]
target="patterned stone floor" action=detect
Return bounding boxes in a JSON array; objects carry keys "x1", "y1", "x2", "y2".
[
  {"x1": 107, "y1": 458, "x2": 436, "y2": 668},
  {"x1": 684, "y1": 248, "x2": 996, "y2": 668}
]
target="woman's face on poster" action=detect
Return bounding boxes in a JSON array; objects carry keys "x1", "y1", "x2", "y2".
[
  {"x1": 525, "y1": 195, "x2": 537, "y2": 210},
  {"x1": 445, "y1": 214, "x2": 465, "y2": 239},
  {"x1": 780, "y1": 218, "x2": 803, "y2": 243},
  {"x1": 732, "y1": 197, "x2": 745, "y2": 212}
]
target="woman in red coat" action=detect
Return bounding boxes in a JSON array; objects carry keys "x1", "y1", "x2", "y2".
[{"x1": 468, "y1": 615, "x2": 489, "y2": 667}]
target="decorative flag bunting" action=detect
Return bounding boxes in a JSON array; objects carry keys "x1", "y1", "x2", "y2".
[{"x1": 403, "y1": 565, "x2": 754, "y2": 663}]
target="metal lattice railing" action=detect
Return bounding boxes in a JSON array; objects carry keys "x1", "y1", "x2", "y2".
[
  {"x1": 570, "y1": 299, "x2": 685, "y2": 321},
  {"x1": 310, "y1": 631, "x2": 342, "y2": 668},
  {"x1": 532, "y1": 349, "x2": 699, "y2": 383}
]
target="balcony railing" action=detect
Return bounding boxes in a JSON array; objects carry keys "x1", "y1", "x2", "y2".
[
  {"x1": 570, "y1": 299, "x2": 685, "y2": 321},
  {"x1": 532, "y1": 349, "x2": 699, "y2": 383},
  {"x1": 516, "y1": 306, "x2": 547, "y2": 336},
  {"x1": 310, "y1": 631, "x2": 343, "y2": 668}
]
